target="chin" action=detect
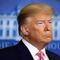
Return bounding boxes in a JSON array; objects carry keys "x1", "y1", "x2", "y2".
[{"x1": 45, "y1": 38, "x2": 52, "y2": 43}]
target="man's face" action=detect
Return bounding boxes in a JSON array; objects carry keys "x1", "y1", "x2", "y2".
[{"x1": 23, "y1": 13, "x2": 53, "y2": 44}]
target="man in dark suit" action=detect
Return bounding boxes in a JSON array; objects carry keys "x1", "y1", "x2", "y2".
[{"x1": 0, "y1": 3, "x2": 60, "y2": 60}]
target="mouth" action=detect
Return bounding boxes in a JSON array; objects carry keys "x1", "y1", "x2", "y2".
[
  {"x1": 45, "y1": 31, "x2": 51, "y2": 33},
  {"x1": 44, "y1": 32, "x2": 52, "y2": 37},
  {"x1": 45, "y1": 31, "x2": 52, "y2": 35}
]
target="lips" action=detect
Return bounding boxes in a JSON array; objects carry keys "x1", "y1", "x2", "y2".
[
  {"x1": 44, "y1": 32, "x2": 52, "y2": 37},
  {"x1": 45, "y1": 31, "x2": 51, "y2": 34}
]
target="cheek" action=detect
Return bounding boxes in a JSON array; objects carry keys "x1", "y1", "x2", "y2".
[
  {"x1": 28, "y1": 24, "x2": 45, "y2": 37},
  {"x1": 36, "y1": 27, "x2": 45, "y2": 34},
  {"x1": 33, "y1": 25, "x2": 45, "y2": 35},
  {"x1": 35, "y1": 24, "x2": 45, "y2": 32},
  {"x1": 32, "y1": 28, "x2": 44, "y2": 37}
]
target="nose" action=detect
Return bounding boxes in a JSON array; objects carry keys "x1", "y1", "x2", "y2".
[
  {"x1": 44, "y1": 26, "x2": 50, "y2": 31},
  {"x1": 44, "y1": 22, "x2": 50, "y2": 31}
]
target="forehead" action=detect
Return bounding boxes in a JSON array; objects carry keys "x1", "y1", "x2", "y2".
[
  {"x1": 25, "y1": 13, "x2": 52, "y2": 24},
  {"x1": 32, "y1": 13, "x2": 52, "y2": 21}
]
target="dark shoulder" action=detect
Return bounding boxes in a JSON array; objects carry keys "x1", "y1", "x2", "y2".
[
  {"x1": 46, "y1": 49, "x2": 60, "y2": 59},
  {"x1": 0, "y1": 40, "x2": 25, "y2": 55},
  {"x1": 0, "y1": 45, "x2": 20, "y2": 60},
  {"x1": 0, "y1": 45, "x2": 17, "y2": 55}
]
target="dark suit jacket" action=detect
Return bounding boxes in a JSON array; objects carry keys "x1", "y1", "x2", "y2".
[{"x1": 0, "y1": 40, "x2": 60, "y2": 60}]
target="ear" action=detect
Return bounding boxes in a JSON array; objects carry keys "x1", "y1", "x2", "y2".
[{"x1": 20, "y1": 25, "x2": 29, "y2": 35}]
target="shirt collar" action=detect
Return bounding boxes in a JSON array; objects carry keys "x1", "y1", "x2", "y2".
[{"x1": 22, "y1": 39, "x2": 39, "y2": 56}]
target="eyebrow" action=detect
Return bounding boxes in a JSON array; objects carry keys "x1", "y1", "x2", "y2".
[{"x1": 36, "y1": 19, "x2": 52, "y2": 22}]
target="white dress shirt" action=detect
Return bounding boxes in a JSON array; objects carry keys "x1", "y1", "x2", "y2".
[{"x1": 22, "y1": 39, "x2": 49, "y2": 60}]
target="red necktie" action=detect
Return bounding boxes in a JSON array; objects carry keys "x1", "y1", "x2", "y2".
[{"x1": 36, "y1": 51, "x2": 45, "y2": 60}]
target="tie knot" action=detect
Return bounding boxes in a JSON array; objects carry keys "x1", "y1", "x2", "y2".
[
  {"x1": 36, "y1": 51, "x2": 45, "y2": 60},
  {"x1": 36, "y1": 51, "x2": 45, "y2": 56}
]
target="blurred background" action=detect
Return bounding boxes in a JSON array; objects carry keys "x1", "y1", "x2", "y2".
[{"x1": 0, "y1": 0, "x2": 60, "y2": 56}]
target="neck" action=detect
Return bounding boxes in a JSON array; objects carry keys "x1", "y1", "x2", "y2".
[{"x1": 23, "y1": 36, "x2": 47, "y2": 50}]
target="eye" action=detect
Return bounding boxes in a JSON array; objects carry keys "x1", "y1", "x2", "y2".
[
  {"x1": 37, "y1": 21, "x2": 43, "y2": 24},
  {"x1": 49, "y1": 21, "x2": 52, "y2": 23},
  {"x1": 38, "y1": 22, "x2": 43, "y2": 24}
]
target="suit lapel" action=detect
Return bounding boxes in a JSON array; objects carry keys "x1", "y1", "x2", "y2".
[
  {"x1": 46, "y1": 49, "x2": 52, "y2": 60},
  {"x1": 16, "y1": 40, "x2": 34, "y2": 60}
]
